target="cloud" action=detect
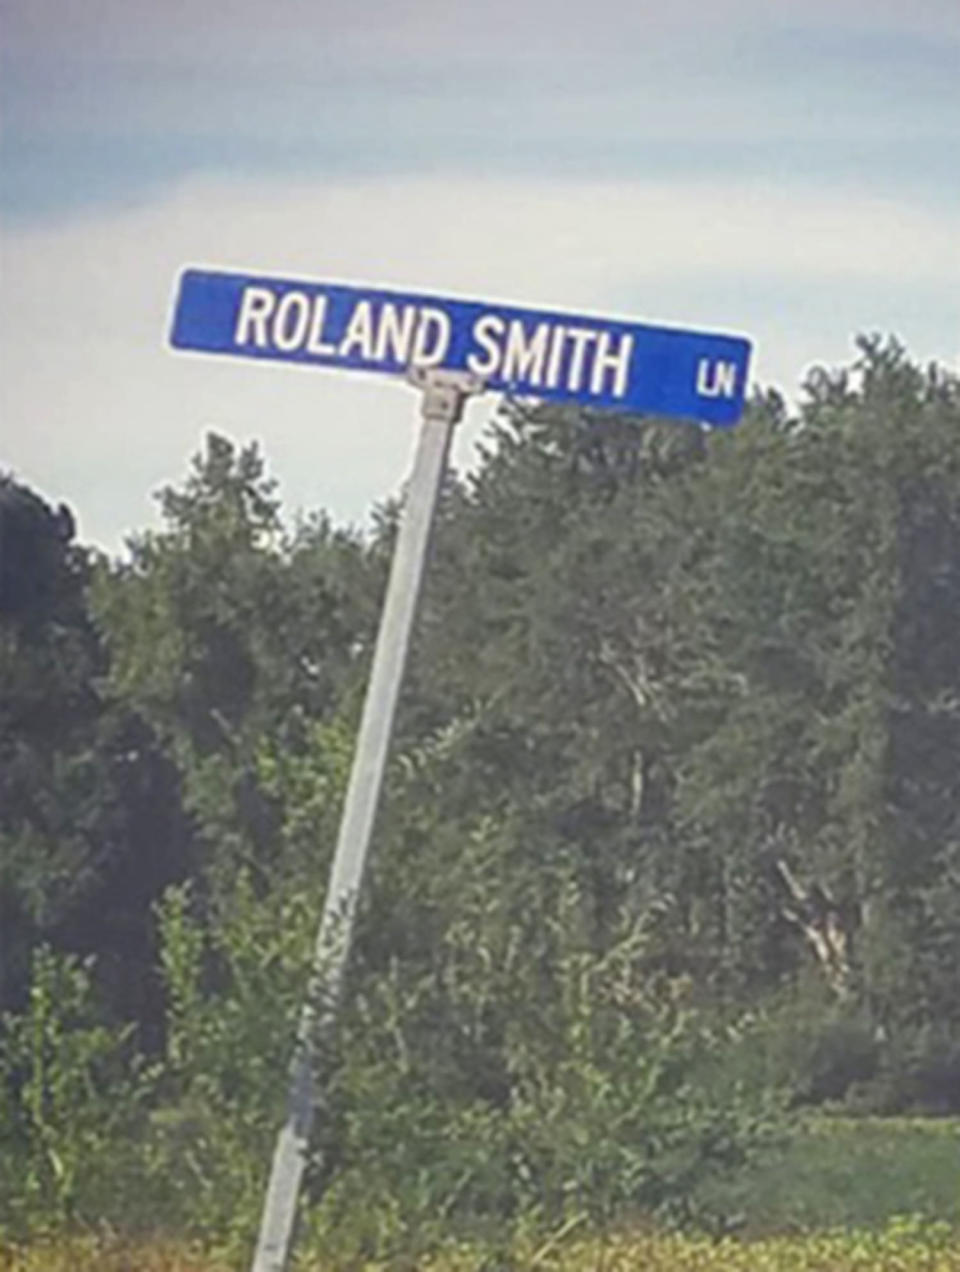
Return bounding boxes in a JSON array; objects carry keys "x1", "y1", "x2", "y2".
[
  {"x1": 5, "y1": 0, "x2": 956, "y2": 229},
  {"x1": 5, "y1": 0, "x2": 958, "y2": 66},
  {"x1": 2, "y1": 171, "x2": 957, "y2": 551}
]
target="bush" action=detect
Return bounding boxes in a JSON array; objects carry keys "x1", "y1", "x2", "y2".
[
  {"x1": 0, "y1": 947, "x2": 152, "y2": 1237},
  {"x1": 0, "y1": 857, "x2": 783, "y2": 1262},
  {"x1": 723, "y1": 981, "x2": 880, "y2": 1110},
  {"x1": 845, "y1": 1022, "x2": 960, "y2": 1115},
  {"x1": 300, "y1": 877, "x2": 782, "y2": 1264}
]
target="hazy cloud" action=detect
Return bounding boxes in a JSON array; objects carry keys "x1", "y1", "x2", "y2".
[{"x1": 4, "y1": 0, "x2": 956, "y2": 224}]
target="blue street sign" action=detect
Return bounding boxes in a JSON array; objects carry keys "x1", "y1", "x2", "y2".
[{"x1": 170, "y1": 268, "x2": 752, "y2": 426}]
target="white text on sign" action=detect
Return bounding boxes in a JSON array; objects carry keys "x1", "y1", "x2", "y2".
[{"x1": 234, "y1": 287, "x2": 635, "y2": 399}]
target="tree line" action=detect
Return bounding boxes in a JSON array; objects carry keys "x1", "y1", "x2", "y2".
[{"x1": 1, "y1": 337, "x2": 959, "y2": 1256}]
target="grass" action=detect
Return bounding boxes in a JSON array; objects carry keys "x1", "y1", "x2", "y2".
[
  {"x1": 4, "y1": 1222, "x2": 960, "y2": 1272},
  {"x1": 3, "y1": 1118, "x2": 960, "y2": 1269},
  {"x1": 703, "y1": 1115, "x2": 960, "y2": 1235},
  {"x1": 0, "y1": 1236, "x2": 231, "y2": 1272}
]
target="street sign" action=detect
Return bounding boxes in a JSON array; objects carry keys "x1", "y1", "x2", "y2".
[{"x1": 171, "y1": 268, "x2": 751, "y2": 425}]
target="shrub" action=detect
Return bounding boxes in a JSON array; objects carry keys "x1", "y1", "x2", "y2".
[{"x1": 0, "y1": 947, "x2": 151, "y2": 1237}]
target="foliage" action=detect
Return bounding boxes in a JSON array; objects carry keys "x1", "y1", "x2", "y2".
[
  {"x1": 3, "y1": 342, "x2": 960, "y2": 1254},
  {"x1": 0, "y1": 947, "x2": 150, "y2": 1234},
  {"x1": 702, "y1": 1116, "x2": 960, "y2": 1237},
  {"x1": 4, "y1": 1216, "x2": 960, "y2": 1271},
  {"x1": 138, "y1": 877, "x2": 320, "y2": 1248},
  {"x1": 0, "y1": 474, "x2": 190, "y2": 1033},
  {"x1": 89, "y1": 434, "x2": 380, "y2": 905},
  {"x1": 304, "y1": 865, "x2": 777, "y2": 1263}
]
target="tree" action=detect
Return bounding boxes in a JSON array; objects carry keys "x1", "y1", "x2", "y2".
[
  {"x1": 0, "y1": 476, "x2": 189, "y2": 1031},
  {"x1": 91, "y1": 433, "x2": 383, "y2": 896}
]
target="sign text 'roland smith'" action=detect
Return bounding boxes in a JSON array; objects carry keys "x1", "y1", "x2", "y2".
[{"x1": 170, "y1": 269, "x2": 751, "y2": 425}]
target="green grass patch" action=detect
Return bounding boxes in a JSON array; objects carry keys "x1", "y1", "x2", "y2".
[
  {"x1": 5, "y1": 1219, "x2": 960, "y2": 1271},
  {"x1": 703, "y1": 1115, "x2": 960, "y2": 1234}
]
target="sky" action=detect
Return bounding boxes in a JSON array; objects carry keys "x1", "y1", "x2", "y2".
[{"x1": 1, "y1": 0, "x2": 958, "y2": 553}]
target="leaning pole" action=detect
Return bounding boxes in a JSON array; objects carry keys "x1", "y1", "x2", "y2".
[{"x1": 250, "y1": 367, "x2": 484, "y2": 1272}]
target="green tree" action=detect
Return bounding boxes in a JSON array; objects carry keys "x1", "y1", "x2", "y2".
[
  {"x1": 91, "y1": 433, "x2": 382, "y2": 897},
  {"x1": 0, "y1": 477, "x2": 188, "y2": 1030}
]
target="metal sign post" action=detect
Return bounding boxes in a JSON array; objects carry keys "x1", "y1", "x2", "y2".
[{"x1": 250, "y1": 367, "x2": 484, "y2": 1272}]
